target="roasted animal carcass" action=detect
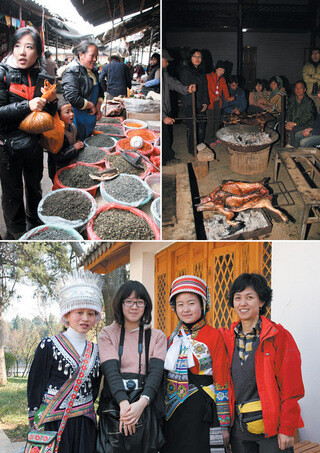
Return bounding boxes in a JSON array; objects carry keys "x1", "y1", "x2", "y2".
[{"x1": 196, "y1": 181, "x2": 288, "y2": 224}]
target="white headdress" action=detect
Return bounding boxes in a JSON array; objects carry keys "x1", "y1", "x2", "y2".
[{"x1": 57, "y1": 269, "x2": 104, "y2": 326}]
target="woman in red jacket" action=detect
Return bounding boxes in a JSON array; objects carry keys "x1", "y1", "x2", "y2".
[
  {"x1": 206, "y1": 61, "x2": 231, "y2": 145},
  {"x1": 162, "y1": 275, "x2": 230, "y2": 453},
  {"x1": 220, "y1": 273, "x2": 304, "y2": 453}
]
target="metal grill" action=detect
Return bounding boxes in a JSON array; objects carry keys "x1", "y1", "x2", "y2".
[
  {"x1": 156, "y1": 274, "x2": 167, "y2": 332},
  {"x1": 212, "y1": 253, "x2": 235, "y2": 329}
]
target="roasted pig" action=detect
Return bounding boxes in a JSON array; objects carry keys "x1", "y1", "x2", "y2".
[{"x1": 196, "y1": 181, "x2": 288, "y2": 225}]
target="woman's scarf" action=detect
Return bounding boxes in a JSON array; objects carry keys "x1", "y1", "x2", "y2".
[{"x1": 269, "y1": 76, "x2": 283, "y2": 99}]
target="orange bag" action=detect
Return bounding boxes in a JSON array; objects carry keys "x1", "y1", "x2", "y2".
[
  {"x1": 40, "y1": 113, "x2": 65, "y2": 154},
  {"x1": 19, "y1": 80, "x2": 56, "y2": 134}
]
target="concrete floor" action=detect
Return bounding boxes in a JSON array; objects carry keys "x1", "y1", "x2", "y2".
[{"x1": 162, "y1": 121, "x2": 320, "y2": 240}]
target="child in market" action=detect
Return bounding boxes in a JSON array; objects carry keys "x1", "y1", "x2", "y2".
[
  {"x1": 47, "y1": 98, "x2": 84, "y2": 182},
  {"x1": 27, "y1": 270, "x2": 104, "y2": 453}
]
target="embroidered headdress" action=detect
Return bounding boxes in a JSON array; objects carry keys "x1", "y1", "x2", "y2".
[
  {"x1": 57, "y1": 269, "x2": 104, "y2": 326},
  {"x1": 169, "y1": 275, "x2": 211, "y2": 314}
]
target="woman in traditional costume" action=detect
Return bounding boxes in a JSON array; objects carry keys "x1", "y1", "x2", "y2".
[
  {"x1": 220, "y1": 273, "x2": 304, "y2": 453},
  {"x1": 162, "y1": 275, "x2": 230, "y2": 453},
  {"x1": 97, "y1": 280, "x2": 167, "y2": 453},
  {"x1": 27, "y1": 270, "x2": 104, "y2": 453}
]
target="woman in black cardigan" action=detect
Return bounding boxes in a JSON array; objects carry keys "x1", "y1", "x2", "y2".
[{"x1": 179, "y1": 49, "x2": 209, "y2": 155}]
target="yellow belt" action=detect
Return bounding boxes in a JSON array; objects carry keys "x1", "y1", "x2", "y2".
[{"x1": 237, "y1": 399, "x2": 265, "y2": 435}]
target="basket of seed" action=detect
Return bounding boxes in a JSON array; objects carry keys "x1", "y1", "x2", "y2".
[
  {"x1": 84, "y1": 134, "x2": 117, "y2": 152},
  {"x1": 93, "y1": 124, "x2": 125, "y2": 137},
  {"x1": 150, "y1": 197, "x2": 161, "y2": 229},
  {"x1": 74, "y1": 146, "x2": 108, "y2": 167},
  {"x1": 145, "y1": 174, "x2": 160, "y2": 198},
  {"x1": 104, "y1": 151, "x2": 152, "y2": 180},
  {"x1": 87, "y1": 202, "x2": 160, "y2": 240},
  {"x1": 38, "y1": 188, "x2": 97, "y2": 230},
  {"x1": 116, "y1": 137, "x2": 153, "y2": 157},
  {"x1": 53, "y1": 163, "x2": 102, "y2": 196},
  {"x1": 100, "y1": 173, "x2": 152, "y2": 207},
  {"x1": 97, "y1": 117, "x2": 123, "y2": 125},
  {"x1": 20, "y1": 224, "x2": 83, "y2": 240}
]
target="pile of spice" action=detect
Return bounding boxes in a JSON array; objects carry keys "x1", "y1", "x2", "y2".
[
  {"x1": 41, "y1": 190, "x2": 92, "y2": 221},
  {"x1": 126, "y1": 129, "x2": 158, "y2": 142},
  {"x1": 85, "y1": 134, "x2": 116, "y2": 148},
  {"x1": 95, "y1": 124, "x2": 124, "y2": 135},
  {"x1": 29, "y1": 227, "x2": 78, "y2": 240},
  {"x1": 93, "y1": 209, "x2": 155, "y2": 240},
  {"x1": 76, "y1": 146, "x2": 107, "y2": 164},
  {"x1": 118, "y1": 138, "x2": 152, "y2": 153},
  {"x1": 59, "y1": 166, "x2": 100, "y2": 189},
  {"x1": 99, "y1": 117, "x2": 122, "y2": 124},
  {"x1": 105, "y1": 154, "x2": 146, "y2": 176},
  {"x1": 102, "y1": 174, "x2": 149, "y2": 203},
  {"x1": 125, "y1": 122, "x2": 143, "y2": 128}
]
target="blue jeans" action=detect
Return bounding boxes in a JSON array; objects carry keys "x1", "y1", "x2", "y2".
[{"x1": 295, "y1": 131, "x2": 320, "y2": 147}]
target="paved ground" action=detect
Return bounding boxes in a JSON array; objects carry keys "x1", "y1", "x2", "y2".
[
  {"x1": 162, "y1": 121, "x2": 320, "y2": 240},
  {"x1": 0, "y1": 428, "x2": 24, "y2": 452}
]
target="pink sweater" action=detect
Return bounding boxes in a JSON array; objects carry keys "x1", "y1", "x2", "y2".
[{"x1": 98, "y1": 322, "x2": 167, "y2": 373}]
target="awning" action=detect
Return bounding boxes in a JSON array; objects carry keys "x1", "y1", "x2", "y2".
[
  {"x1": 46, "y1": 18, "x2": 93, "y2": 43},
  {"x1": 70, "y1": 0, "x2": 158, "y2": 27},
  {"x1": 97, "y1": 6, "x2": 159, "y2": 45}
]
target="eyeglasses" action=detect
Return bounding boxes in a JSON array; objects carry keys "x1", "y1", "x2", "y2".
[{"x1": 123, "y1": 299, "x2": 146, "y2": 308}]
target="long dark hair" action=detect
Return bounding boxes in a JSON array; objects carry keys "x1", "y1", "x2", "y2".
[
  {"x1": 111, "y1": 280, "x2": 153, "y2": 326},
  {"x1": 186, "y1": 48, "x2": 205, "y2": 73},
  {"x1": 11, "y1": 27, "x2": 43, "y2": 64}
]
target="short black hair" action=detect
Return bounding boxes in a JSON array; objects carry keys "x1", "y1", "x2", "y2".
[
  {"x1": 151, "y1": 53, "x2": 160, "y2": 65},
  {"x1": 295, "y1": 80, "x2": 307, "y2": 90},
  {"x1": 73, "y1": 40, "x2": 98, "y2": 58},
  {"x1": 253, "y1": 79, "x2": 265, "y2": 90},
  {"x1": 186, "y1": 49, "x2": 205, "y2": 73},
  {"x1": 111, "y1": 280, "x2": 152, "y2": 326},
  {"x1": 228, "y1": 273, "x2": 272, "y2": 315},
  {"x1": 229, "y1": 75, "x2": 239, "y2": 85},
  {"x1": 57, "y1": 98, "x2": 72, "y2": 114},
  {"x1": 12, "y1": 27, "x2": 43, "y2": 60},
  {"x1": 45, "y1": 50, "x2": 52, "y2": 59}
]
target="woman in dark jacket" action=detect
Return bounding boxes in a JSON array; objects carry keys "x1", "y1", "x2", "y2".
[
  {"x1": 62, "y1": 40, "x2": 104, "y2": 141},
  {"x1": 179, "y1": 49, "x2": 209, "y2": 155},
  {"x1": 0, "y1": 27, "x2": 57, "y2": 239}
]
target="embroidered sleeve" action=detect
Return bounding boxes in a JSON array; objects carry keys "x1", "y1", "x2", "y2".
[{"x1": 27, "y1": 338, "x2": 53, "y2": 424}]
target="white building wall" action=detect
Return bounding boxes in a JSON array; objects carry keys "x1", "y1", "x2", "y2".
[{"x1": 272, "y1": 241, "x2": 320, "y2": 443}]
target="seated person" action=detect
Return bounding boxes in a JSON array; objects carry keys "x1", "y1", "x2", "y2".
[
  {"x1": 247, "y1": 79, "x2": 267, "y2": 114},
  {"x1": 222, "y1": 75, "x2": 247, "y2": 114},
  {"x1": 264, "y1": 76, "x2": 286, "y2": 114},
  {"x1": 285, "y1": 80, "x2": 317, "y2": 146},
  {"x1": 141, "y1": 53, "x2": 160, "y2": 94},
  {"x1": 47, "y1": 99, "x2": 84, "y2": 182},
  {"x1": 295, "y1": 109, "x2": 320, "y2": 147}
]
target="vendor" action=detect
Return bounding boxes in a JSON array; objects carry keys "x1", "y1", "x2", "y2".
[
  {"x1": 141, "y1": 53, "x2": 160, "y2": 95},
  {"x1": 62, "y1": 40, "x2": 104, "y2": 141}
]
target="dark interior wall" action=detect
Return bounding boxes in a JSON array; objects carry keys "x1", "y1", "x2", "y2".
[{"x1": 166, "y1": 31, "x2": 319, "y2": 85}]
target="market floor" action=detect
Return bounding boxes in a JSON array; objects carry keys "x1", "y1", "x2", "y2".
[{"x1": 162, "y1": 121, "x2": 320, "y2": 241}]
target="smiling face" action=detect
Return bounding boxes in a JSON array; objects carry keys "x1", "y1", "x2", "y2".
[
  {"x1": 122, "y1": 291, "x2": 145, "y2": 328},
  {"x1": 13, "y1": 33, "x2": 38, "y2": 69},
  {"x1": 216, "y1": 67, "x2": 225, "y2": 78},
  {"x1": 175, "y1": 292, "x2": 202, "y2": 324},
  {"x1": 270, "y1": 81, "x2": 278, "y2": 91},
  {"x1": 79, "y1": 45, "x2": 98, "y2": 70},
  {"x1": 59, "y1": 103, "x2": 74, "y2": 125},
  {"x1": 65, "y1": 308, "x2": 97, "y2": 334},
  {"x1": 233, "y1": 287, "x2": 264, "y2": 324}
]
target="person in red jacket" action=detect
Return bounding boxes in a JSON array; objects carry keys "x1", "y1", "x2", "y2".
[
  {"x1": 220, "y1": 273, "x2": 304, "y2": 453},
  {"x1": 206, "y1": 61, "x2": 232, "y2": 145},
  {"x1": 162, "y1": 275, "x2": 230, "y2": 453}
]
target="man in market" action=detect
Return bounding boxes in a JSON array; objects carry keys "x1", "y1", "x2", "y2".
[
  {"x1": 44, "y1": 51, "x2": 57, "y2": 79},
  {"x1": 162, "y1": 49, "x2": 196, "y2": 165},
  {"x1": 302, "y1": 47, "x2": 320, "y2": 111},
  {"x1": 99, "y1": 55, "x2": 132, "y2": 99},
  {"x1": 285, "y1": 80, "x2": 317, "y2": 147}
]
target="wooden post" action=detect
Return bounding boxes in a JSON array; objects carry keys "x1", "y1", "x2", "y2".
[
  {"x1": 192, "y1": 91, "x2": 197, "y2": 159},
  {"x1": 280, "y1": 97, "x2": 285, "y2": 147},
  {"x1": 148, "y1": 27, "x2": 154, "y2": 63},
  {"x1": 56, "y1": 33, "x2": 58, "y2": 62},
  {"x1": 237, "y1": 0, "x2": 244, "y2": 78}
]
